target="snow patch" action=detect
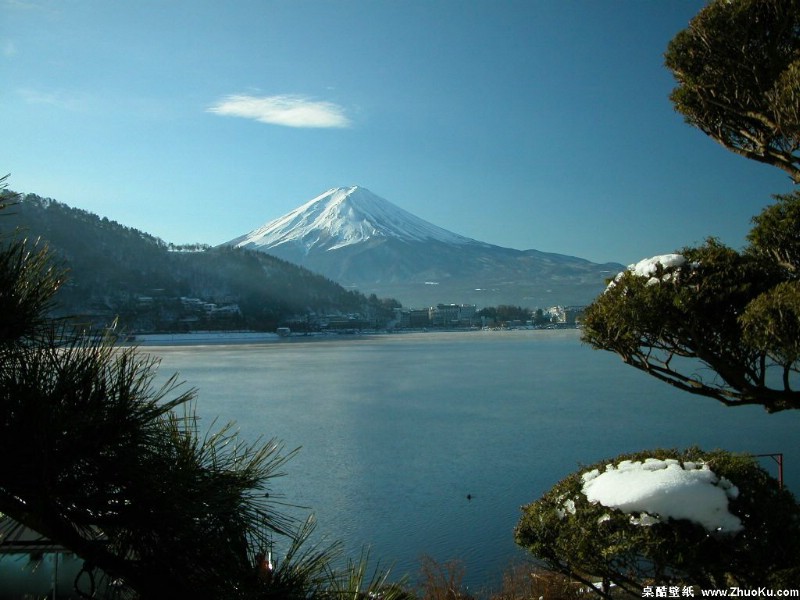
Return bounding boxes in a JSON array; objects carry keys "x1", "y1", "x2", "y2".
[
  {"x1": 607, "y1": 253, "x2": 695, "y2": 290},
  {"x1": 556, "y1": 497, "x2": 578, "y2": 519},
  {"x1": 629, "y1": 254, "x2": 687, "y2": 277},
  {"x1": 581, "y1": 458, "x2": 743, "y2": 534}
]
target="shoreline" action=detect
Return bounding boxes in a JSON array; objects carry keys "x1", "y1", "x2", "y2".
[
  {"x1": 129, "y1": 326, "x2": 580, "y2": 347},
  {"x1": 130, "y1": 331, "x2": 281, "y2": 346}
]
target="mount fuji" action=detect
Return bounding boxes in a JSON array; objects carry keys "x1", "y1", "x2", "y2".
[{"x1": 225, "y1": 186, "x2": 622, "y2": 308}]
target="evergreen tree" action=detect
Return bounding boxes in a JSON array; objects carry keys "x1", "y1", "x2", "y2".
[
  {"x1": 515, "y1": 448, "x2": 800, "y2": 597},
  {"x1": 665, "y1": 0, "x2": 800, "y2": 182},
  {"x1": 583, "y1": 0, "x2": 800, "y2": 412},
  {"x1": 520, "y1": 1, "x2": 800, "y2": 594}
]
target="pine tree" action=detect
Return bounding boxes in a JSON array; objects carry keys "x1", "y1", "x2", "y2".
[{"x1": 583, "y1": 0, "x2": 800, "y2": 412}]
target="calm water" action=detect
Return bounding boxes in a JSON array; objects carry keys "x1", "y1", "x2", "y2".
[{"x1": 148, "y1": 330, "x2": 800, "y2": 590}]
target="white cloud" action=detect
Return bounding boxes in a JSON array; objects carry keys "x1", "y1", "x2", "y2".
[{"x1": 208, "y1": 94, "x2": 351, "y2": 129}]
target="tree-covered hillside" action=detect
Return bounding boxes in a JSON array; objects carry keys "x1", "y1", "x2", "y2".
[{"x1": 0, "y1": 191, "x2": 400, "y2": 332}]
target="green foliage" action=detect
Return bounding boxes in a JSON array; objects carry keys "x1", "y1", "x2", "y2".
[
  {"x1": 741, "y1": 280, "x2": 800, "y2": 369},
  {"x1": 539, "y1": 4, "x2": 800, "y2": 597},
  {"x1": 0, "y1": 234, "x2": 62, "y2": 342},
  {"x1": 515, "y1": 448, "x2": 800, "y2": 597},
  {"x1": 0, "y1": 181, "x2": 63, "y2": 342},
  {"x1": 664, "y1": 0, "x2": 800, "y2": 182},
  {"x1": 0, "y1": 272, "x2": 300, "y2": 595},
  {"x1": 748, "y1": 191, "x2": 800, "y2": 273},
  {"x1": 741, "y1": 194, "x2": 800, "y2": 376},
  {"x1": 585, "y1": 0, "x2": 800, "y2": 412},
  {"x1": 581, "y1": 229, "x2": 800, "y2": 410},
  {"x1": 321, "y1": 548, "x2": 410, "y2": 600}
]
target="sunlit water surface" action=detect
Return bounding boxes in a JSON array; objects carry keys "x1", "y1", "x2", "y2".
[{"x1": 148, "y1": 330, "x2": 800, "y2": 590}]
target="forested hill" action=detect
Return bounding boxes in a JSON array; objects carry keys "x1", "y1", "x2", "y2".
[{"x1": 0, "y1": 191, "x2": 401, "y2": 332}]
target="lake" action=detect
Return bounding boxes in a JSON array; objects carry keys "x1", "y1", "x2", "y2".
[{"x1": 147, "y1": 329, "x2": 800, "y2": 591}]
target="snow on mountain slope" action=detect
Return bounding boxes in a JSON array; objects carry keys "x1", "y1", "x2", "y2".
[
  {"x1": 228, "y1": 186, "x2": 482, "y2": 253},
  {"x1": 225, "y1": 185, "x2": 623, "y2": 307}
]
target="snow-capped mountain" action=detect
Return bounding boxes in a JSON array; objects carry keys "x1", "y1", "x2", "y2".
[
  {"x1": 228, "y1": 186, "x2": 484, "y2": 252},
  {"x1": 226, "y1": 186, "x2": 622, "y2": 308}
]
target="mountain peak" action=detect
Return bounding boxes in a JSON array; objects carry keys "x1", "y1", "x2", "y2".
[
  {"x1": 225, "y1": 185, "x2": 621, "y2": 308},
  {"x1": 228, "y1": 186, "x2": 477, "y2": 253}
]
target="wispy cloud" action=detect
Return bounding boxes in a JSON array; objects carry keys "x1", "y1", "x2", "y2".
[{"x1": 207, "y1": 94, "x2": 351, "y2": 129}]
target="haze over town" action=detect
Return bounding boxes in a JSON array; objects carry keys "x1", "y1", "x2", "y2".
[{"x1": 2, "y1": 0, "x2": 795, "y2": 265}]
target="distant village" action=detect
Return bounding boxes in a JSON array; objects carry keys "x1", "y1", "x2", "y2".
[
  {"x1": 125, "y1": 296, "x2": 587, "y2": 334},
  {"x1": 282, "y1": 302, "x2": 587, "y2": 333},
  {"x1": 390, "y1": 303, "x2": 584, "y2": 330},
  {"x1": 73, "y1": 291, "x2": 588, "y2": 336}
]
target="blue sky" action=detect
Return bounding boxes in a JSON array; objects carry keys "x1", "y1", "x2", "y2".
[{"x1": 2, "y1": 0, "x2": 795, "y2": 265}]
